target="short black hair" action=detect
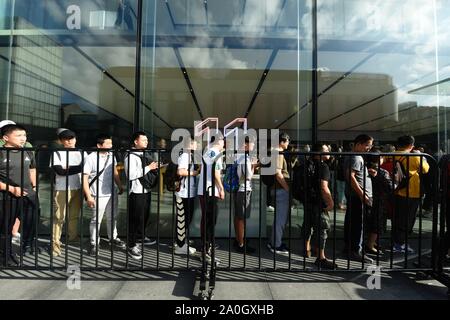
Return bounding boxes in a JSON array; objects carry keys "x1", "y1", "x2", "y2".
[
  {"x1": 1, "y1": 124, "x2": 26, "y2": 137},
  {"x1": 279, "y1": 132, "x2": 290, "y2": 144},
  {"x1": 397, "y1": 135, "x2": 415, "y2": 148},
  {"x1": 132, "y1": 131, "x2": 147, "y2": 145},
  {"x1": 209, "y1": 131, "x2": 224, "y2": 144},
  {"x1": 96, "y1": 134, "x2": 112, "y2": 146},
  {"x1": 311, "y1": 143, "x2": 326, "y2": 153},
  {"x1": 244, "y1": 135, "x2": 256, "y2": 144},
  {"x1": 354, "y1": 134, "x2": 373, "y2": 145}
]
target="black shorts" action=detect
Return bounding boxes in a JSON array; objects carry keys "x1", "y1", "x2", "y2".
[{"x1": 234, "y1": 191, "x2": 252, "y2": 219}]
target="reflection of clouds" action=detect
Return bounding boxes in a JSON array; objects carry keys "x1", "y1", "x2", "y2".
[
  {"x1": 62, "y1": 48, "x2": 101, "y2": 105},
  {"x1": 316, "y1": 0, "x2": 435, "y2": 41},
  {"x1": 180, "y1": 42, "x2": 248, "y2": 78},
  {"x1": 178, "y1": 14, "x2": 249, "y2": 77},
  {"x1": 315, "y1": 0, "x2": 450, "y2": 110},
  {"x1": 81, "y1": 46, "x2": 136, "y2": 68}
]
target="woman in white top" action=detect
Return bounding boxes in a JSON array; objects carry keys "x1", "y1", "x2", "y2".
[{"x1": 174, "y1": 137, "x2": 199, "y2": 255}]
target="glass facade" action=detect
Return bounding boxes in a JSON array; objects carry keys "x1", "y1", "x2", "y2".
[
  {"x1": 1, "y1": 0, "x2": 449, "y2": 150},
  {"x1": 0, "y1": 0, "x2": 449, "y2": 239}
]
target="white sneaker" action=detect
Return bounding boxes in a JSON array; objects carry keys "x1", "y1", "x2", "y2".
[
  {"x1": 174, "y1": 244, "x2": 196, "y2": 255},
  {"x1": 201, "y1": 253, "x2": 220, "y2": 265},
  {"x1": 128, "y1": 245, "x2": 142, "y2": 260},
  {"x1": 267, "y1": 206, "x2": 275, "y2": 212}
]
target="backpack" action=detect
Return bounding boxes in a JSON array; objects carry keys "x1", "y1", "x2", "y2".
[
  {"x1": 260, "y1": 152, "x2": 276, "y2": 187},
  {"x1": 165, "y1": 161, "x2": 182, "y2": 192},
  {"x1": 393, "y1": 157, "x2": 409, "y2": 191},
  {"x1": 292, "y1": 159, "x2": 320, "y2": 203},
  {"x1": 223, "y1": 162, "x2": 240, "y2": 193},
  {"x1": 164, "y1": 151, "x2": 186, "y2": 192},
  {"x1": 132, "y1": 152, "x2": 159, "y2": 190}
]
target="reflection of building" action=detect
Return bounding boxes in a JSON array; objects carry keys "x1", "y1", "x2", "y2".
[{"x1": 1, "y1": 17, "x2": 61, "y2": 141}]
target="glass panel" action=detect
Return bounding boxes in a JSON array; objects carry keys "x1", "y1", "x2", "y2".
[
  {"x1": 141, "y1": 0, "x2": 312, "y2": 241},
  {"x1": 317, "y1": 0, "x2": 440, "y2": 151},
  {"x1": 0, "y1": 0, "x2": 136, "y2": 146},
  {"x1": 0, "y1": 0, "x2": 137, "y2": 258}
]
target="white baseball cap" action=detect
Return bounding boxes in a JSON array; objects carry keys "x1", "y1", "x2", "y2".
[{"x1": 0, "y1": 120, "x2": 16, "y2": 129}]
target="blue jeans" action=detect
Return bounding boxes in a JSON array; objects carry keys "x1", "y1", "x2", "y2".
[
  {"x1": 336, "y1": 180, "x2": 346, "y2": 205},
  {"x1": 270, "y1": 189, "x2": 290, "y2": 248}
]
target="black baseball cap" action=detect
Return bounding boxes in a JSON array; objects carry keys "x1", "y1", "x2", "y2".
[{"x1": 58, "y1": 129, "x2": 76, "y2": 140}]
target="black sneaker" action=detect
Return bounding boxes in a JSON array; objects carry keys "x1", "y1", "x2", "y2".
[
  {"x1": 0, "y1": 250, "x2": 19, "y2": 266},
  {"x1": 347, "y1": 251, "x2": 374, "y2": 264},
  {"x1": 315, "y1": 258, "x2": 337, "y2": 270},
  {"x1": 138, "y1": 237, "x2": 156, "y2": 246},
  {"x1": 22, "y1": 243, "x2": 42, "y2": 256},
  {"x1": 110, "y1": 238, "x2": 126, "y2": 249},
  {"x1": 364, "y1": 245, "x2": 383, "y2": 255},
  {"x1": 267, "y1": 243, "x2": 289, "y2": 256},
  {"x1": 9, "y1": 253, "x2": 19, "y2": 266},
  {"x1": 87, "y1": 244, "x2": 97, "y2": 256},
  {"x1": 235, "y1": 243, "x2": 256, "y2": 254}
]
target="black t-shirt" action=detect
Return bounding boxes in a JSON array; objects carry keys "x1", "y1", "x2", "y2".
[
  {"x1": 313, "y1": 159, "x2": 331, "y2": 183},
  {"x1": 0, "y1": 149, "x2": 36, "y2": 192},
  {"x1": 312, "y1": 159, "x2": 330, "y2": 207}
]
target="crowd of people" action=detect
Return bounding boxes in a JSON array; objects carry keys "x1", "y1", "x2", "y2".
[{"x1": 0, "y1": 119, "x2": 449, "y2": 269}]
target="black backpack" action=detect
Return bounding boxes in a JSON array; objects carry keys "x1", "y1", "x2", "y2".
[
  {"x1": 260, "y1": 154, "x2": 275, "y2": 187},
  {"x1": 166, "y1": 151, "x2": 197, "y2": 192},
  {"x1": 133, "y1": 152, "x2": 159, "y2": 190},
  {"x1": 292, "y1": 159, "x2": 320, "y2": 203},
  {"x1": 165, "y1": 161, "x2": 182, "y2": 192}
]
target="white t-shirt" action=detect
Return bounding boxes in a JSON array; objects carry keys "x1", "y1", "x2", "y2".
[
  {"x1": 51, "y1": 150, "x2": 88, "y2": 191},
  {"x1": 176, "y1": 152, "x2": 197, "y2": 198},
  {"x1": 197, "y1": 147, "x2": 223, "y2": 197},
  {"x1": 83, "y1": 152, "x2": 116, "y2": 197},
  {"x1": 236, "y1": 153, "x2": 253, "y2": 192},
  {"x1": 124, "y1": 151, "x2": 152, "y2": 194}
]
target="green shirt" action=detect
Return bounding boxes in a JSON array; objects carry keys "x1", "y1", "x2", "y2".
[{"x1": 0, "y1": 139, "x2": 33, "y2": 148}]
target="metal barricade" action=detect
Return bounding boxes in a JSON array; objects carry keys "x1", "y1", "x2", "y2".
[{"x1": 0, "y1": 147, "x2": 449, "y2": 299}]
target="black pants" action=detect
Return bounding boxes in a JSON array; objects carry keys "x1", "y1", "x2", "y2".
[
  {"x1": 445, "y1": 196, "x2": 450, "y2": 250},
  {"x1": 176, "y1": 197, "x2": 195, "y2": 248},
  {"x1": 393, "y1": 196, "x2": 420, "y2": 245},
  {"x1": 0, "y1": 193, "x2": 36, "y2": 255},
  {"x1": 128, "y1": 192, "x2": 151, "y2": 248},
  {"x1": 199, "y1": 195, "x2": 218, "y2": 249},
  {"x1": 344, "y1": 196, "x2": 372, "y2": 252}
]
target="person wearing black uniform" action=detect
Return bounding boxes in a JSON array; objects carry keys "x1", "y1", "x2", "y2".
[{"x1": 0, "y1": 124, "x2": 39, "y2": 266}]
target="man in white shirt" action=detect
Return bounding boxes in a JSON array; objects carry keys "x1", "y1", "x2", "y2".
[
  {"x1": 123, "y1": 131, "x2": 158, "y2": 260},
  {"x1": 83, "y1": 134, "x2": 125, "y2": 256},
  {"x1": 50, "y1": 129, "x2": 86, "y2": 257},
  {"x1": 197, "y1": 134, "x2": 225, "y2": 261},
  {"x1": 174, "y1": 137, "x2": 199, "y2": 255}
]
